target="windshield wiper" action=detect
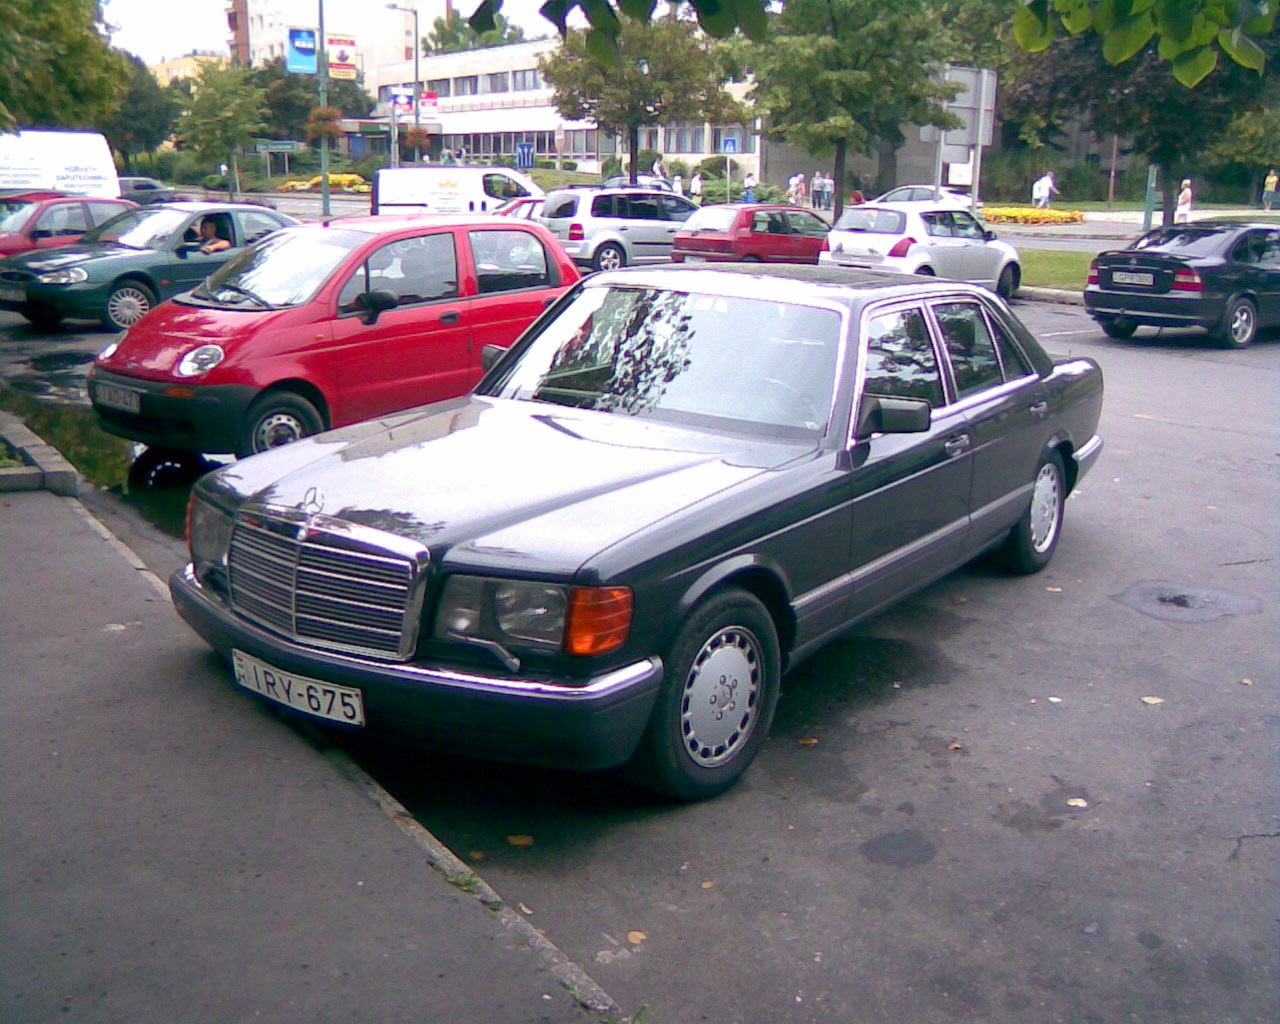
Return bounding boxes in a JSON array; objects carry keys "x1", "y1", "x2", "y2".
[{"x1": 210, "y1": 283, "x2": 272, "y2": 308}]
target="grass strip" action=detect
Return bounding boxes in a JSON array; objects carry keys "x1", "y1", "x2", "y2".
[{"x1": 1019, "y1": 249, "x2": 1094, "y2": 291}]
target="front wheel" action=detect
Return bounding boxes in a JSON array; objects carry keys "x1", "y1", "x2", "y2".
[
  {"x1": 999, "y1": 451, "x2": 1065, "y2": 575},
  {"x1": 103, "y1": 281, "x2": 156, "y2": 330},
  {"x1": 627, "y1": 588, "x2": 781, "y2": 800},
  {"x1": 236, "y1": 392, "x2": 324, "y2": 458},
  {"x1": 592, "y1": 243, "x2": 626, "y2": 272},
  {"x1": 996, "y1": 264, "x2": 1019, "y2": 299},
  {"x1": 915, "y1": 265, "x2": 936, "y2": 276},
  {"x1": 1217, "y1": 296, "x2": 1257, "y2": 348}
]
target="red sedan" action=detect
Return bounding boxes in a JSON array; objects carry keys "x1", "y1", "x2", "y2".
[
  {"x1": 671, "y1": 203, "x2": 831, "y2": 265},
  {"x1": 88, "y1": 216, "x2": 579, "y2": 456},
  {"x1": 0, "y1": 191, "x2": 135, "y2": 257}
]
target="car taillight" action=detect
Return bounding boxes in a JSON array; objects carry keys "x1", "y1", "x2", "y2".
[
  {"x1": 1087, "y1": 260, "x2": 1098, "y2": 285},
  {"x1": 887, "y1": 237, "x2": 917, "y2": 258},
  {"x1": 568, "y1": 223, "x2": 584, "y2": 241},
  {"x1": 1172, "y1": 266, "x2": 1202, "y2": 292}
]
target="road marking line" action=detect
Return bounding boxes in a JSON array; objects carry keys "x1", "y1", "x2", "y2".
[{"x1": 1041, "y1": 329, "x2": 1097, "y2": 337}]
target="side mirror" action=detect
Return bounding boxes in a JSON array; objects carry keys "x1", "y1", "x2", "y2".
[
  {"x1": 358, "y1": 288, "x2": 398, "y2": 325},
  {"x1": 480, "y1": 343, "x2": 506, "y2": 371},
  {"x1": 176, "y1": 241, "x2": 201, "y2": 257},
  {"x1": 28, "y1": 228, "x2": 53, "y2": 240},
  {"x1": 855, "y1": 395, "x2": 931, "y2": 439},
  {"x1": 984, "y1": 229, "x2": 998, "y2": 241}
]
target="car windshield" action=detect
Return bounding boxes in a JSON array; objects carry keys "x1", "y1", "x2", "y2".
[
  {"x1": 193, "y1": 226, "x2": 364, "y2": 308},
  {"x1": 1130, "y1": 227, "x2": 1231, "y2": 257},
  {"x1": 834, "y1": 208, "x2": 906, "y2": 233},
  {"x1": 681, "y1": 207, "x2": 738, "y2": 232},
  {"x1": 486, "y1": 284, "x2": 843, "y2": 439},
  {"x1": 81, "y1": 207, "x2": 190, "y2": 249},
  {"x1": 0, "y1": 200, "x2": 37, "y2": 234}
]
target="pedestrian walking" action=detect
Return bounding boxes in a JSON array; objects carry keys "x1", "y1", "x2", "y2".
[
  {"x1": 1031, "y1": 171, "x2": 1059, "y2": 208},
  {"x1": 1175, "y1": 178, "x2": 1193, "y2": 223},
  {"x1": 689, "y1": 171, "x2": 703, "y2": 204},
  {"x1": 810, "y1": 171, "x2": 822, "y2": 209},
  {"x1": 742, "y1": 171, "x2": 756, "y2": 203},
  {"x1": 1263, "y1": 169, "x2": 1278, "y2": 211},
  {"x1": 671, "y1": 173, "x2": 683, "y2": 196},
  {"x1": 823, "y1": 173, "x2": 834, "y2": 210}
]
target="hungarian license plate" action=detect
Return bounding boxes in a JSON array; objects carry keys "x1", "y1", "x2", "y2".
[
  {"x1": 95, "y1": 383, "x2": 141, "y2": 413},
  {"x1": 0, "y1": 283, "x2": 24, "y2": 302},
  {"x1": 684, "y1": 255, "x2": 707, "y2": 263},
  {"x1": 1112, "y1": 270, "x2": 1153, "y2": 286},
  {"x1": 232, "y1": 649, "x2": 365, "y2": 726}
]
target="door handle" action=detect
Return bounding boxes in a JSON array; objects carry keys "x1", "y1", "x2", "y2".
[
  {"x1": 439, "y1": 309, "x2": 460, "y2": 324},
  {"x1": 943, "y1": 433, "x2": 971, "y2": 457},
  {"x1": 1028, "y1": 400, "x2": 1048, "y2": 418}
]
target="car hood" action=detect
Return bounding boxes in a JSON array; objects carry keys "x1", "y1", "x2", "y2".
[
  {"x1": 4, "y1": 241, "x2": 151, "y2": 272},
  {"x1": 205, "y1": 396, "x2": 810, "y2": 579},
  {"x1": 100, "y1": 301, "x2": 286, "y2": 379}
]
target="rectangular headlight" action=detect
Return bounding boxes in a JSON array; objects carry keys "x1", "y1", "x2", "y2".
[
  {"x1": 435, "y1": 575, "x2": 568, "y2": 650},
  {"x1": 187, "y1": 496, "x2": 233, "y2": 577}
]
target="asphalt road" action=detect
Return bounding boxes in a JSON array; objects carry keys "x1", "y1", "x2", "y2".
[{"x1": 1, "y1": 302, "x2": 1277, "y2": 1023}]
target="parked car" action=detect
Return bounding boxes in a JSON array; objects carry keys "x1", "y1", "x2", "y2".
[
  {"x1": 1084, "y1": 221, "x2": 1280, "y2": 348},
  {"x1": 540, "y1": 185, "x2": 699, "y2": 270},
  {"x1": 601, "y1": 174, "x2": 673, "y2": 191},
  {"x1": 170, "y1": 263, "x2": 1103, "y2": 799},
  {"x1": 495, "y1": 196, "x2": 544, "y2": 220},
  {"x1": 671, "y1": 203, "x2": 830, "y2": 264},
  {"x1": 874, "y1": 185, "x2": 978, "y2": 210},
  {"x1": 819, "y1": 202, "x2": 1020, "y2": 298},
  {"x1": 0, "y1": 191, "x2": 135, "y2": 258},
  {"x1": 0, "y1": 202, "x2": 296, "y2": 330},
  {"x1": 88, "y1": 215, "x2": 579, "y2": 456},
  {"x1": 119, "y1": 176, "x2": 176, "y2": 205}
]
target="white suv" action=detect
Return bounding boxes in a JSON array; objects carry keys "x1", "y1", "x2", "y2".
[{"x1": 540, "y1": 186, "x2": 698, "y2": 270}]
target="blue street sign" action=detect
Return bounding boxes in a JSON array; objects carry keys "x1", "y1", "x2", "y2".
[
  {"x1": 516, "y1": 142, "x2": 534, "y2": 170},
  {"x1": 721, "y1": 137, "x2": 738, "y2": 155}
]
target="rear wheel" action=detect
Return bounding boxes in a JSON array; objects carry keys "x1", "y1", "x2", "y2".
[
  {"x1": 741, "y1": 254, "x2": 762, "y2": 263},
  {"x1": 1099, "y1": 316, "x2": 1138, "y2": 339},
  {"x1": 626, "y1": 588, "x2": 781, "y2": 800},
  {"x1": 23, "y1": 306, "x2": 62, "y2": 331},
  {"x1": 999, "y1": 451, "x2": 1065, "y2": 575},
  {"x1": 592, "y1": 243, "x2": 626, "y2": 272},
  {"x1": 103, "y1": 280, "x2": 156, "y2": 330},
  {"x1": 236, "y1": 392, "x2": 324, "y2": 458},
  {"x1": 996, "y1": 264, "x2": 1019, "y2": 299},
  {"x1": 1217, "y1": 296, "x2": 1257, "y2": 348}
]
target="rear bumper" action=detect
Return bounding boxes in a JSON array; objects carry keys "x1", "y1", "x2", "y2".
[
  {"x1": 1083, "y1": 286, "x2": 1224, "y2": 329},
  {"x1": 170, "y1": 565, "x2": 664, "y2": 771}
]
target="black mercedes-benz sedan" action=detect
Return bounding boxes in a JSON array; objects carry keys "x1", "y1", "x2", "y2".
[
  {"x1": 1084, "y1": 220, "x2": 1280, "y2": 347},
  {"x1": 171, "y1": 264, "x2": 1104, "y2": 799}
]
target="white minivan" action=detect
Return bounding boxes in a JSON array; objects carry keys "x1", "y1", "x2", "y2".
[
  {"x1": 0, "y1": 130, "x2": 120, "y2": 197},
  {"x1": 371, "y1": 166, "x2": 542, "y2": 216}
]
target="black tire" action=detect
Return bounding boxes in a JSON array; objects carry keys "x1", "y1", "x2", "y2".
[
  {"x1": 741, "y1": 254, "x2": 763, "y2": 263},
  {"x1": 1099, "y1": 317, "x2": 1138, "y2": 339},
  {"x1": 127, "y1": 447, "x2": 213, "y2": 489},
  {"x1": 236, "y1": 392, "x2": 324, "y2": 458},
  {"x1": 915, "y1": 265, "x2": 936, "y2": 276},
  {"x1": 997, "y1": 263, "x2": 1019, "y2": 300},
  {"x1": 23, "y1": 306, "x2": 62, "y2": 331},
  {"x1": 592, "y1": 243, "x2": 626, "y2": 272},
  {"x1": 1217, "y1": 295, "x2": 1257, "y2": 348},
  {"x1": 102, "y1": 280, "x2": 156, "y2": 330},
  {"x1": 1000, "y1": 450, "x2": 1066, "y2": 575},
  {"x1": 627, "y1": 588, "x2": 781, "y2": 800}
]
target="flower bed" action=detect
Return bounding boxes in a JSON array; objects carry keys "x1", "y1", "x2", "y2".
[
  {"x1": 982, "y1": 206, "x2": 1084, "y2": 225},
  {"x1": 279, "y1": 173, "x2": 370, "y2": 193}
]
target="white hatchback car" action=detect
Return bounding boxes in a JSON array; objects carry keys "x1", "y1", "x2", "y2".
[{"x1": 819, "y1": 203, "x2": 1020, "y2": 298}]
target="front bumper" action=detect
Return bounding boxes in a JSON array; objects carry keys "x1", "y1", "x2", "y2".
[
  {"x1": 88, "y1": 364, "x2": 258, "y2": 454},
  {"x1": 0, "y1": 278, "x2": 110, "y2": 321},
  {"x1": 1083, "y1": 286, "x2": 1224, "y2": 329},
  {"x1": 170, "y1": 565, "x2": 665, "y2": 771}
]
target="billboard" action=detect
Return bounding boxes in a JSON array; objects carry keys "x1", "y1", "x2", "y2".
[
  {"x1": 327, "y1": 35, "x2": 358, "y2": 80},
  {"x1": 286, "y1": 28, "x2": 317, "y2": 75}
]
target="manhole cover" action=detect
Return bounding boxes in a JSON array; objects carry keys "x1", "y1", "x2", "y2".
[{"x1": 1112, "y1": 580, "x2": 1261, "y2": 623}]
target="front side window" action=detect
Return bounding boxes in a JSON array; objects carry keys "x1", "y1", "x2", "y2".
[
  {"x1": 626, "y1": 195, "x2": 662, "y2": 221},
  {"x1": 486, "y1": 286, "x2": 842, "y2": 437},
  {"x1": 483, "y1": 174, "x2": 529, "y2": 201},
  {"x1": 933, "y1": 302, "x2": 1002, "y2": 399},
  {"x1": 658, "y1": 195, "x2": 696, "y2": 222},
  {"x1": 949, "y1": 212, "x2": 986, "y2": 239},
  {"x1": 468, "y1": 229, "x2": 550, "y2": 293},
  {"x1": 785, "y1": 210, "x2": 830, "y2": 237},
  {"x1": 921, "y1": 212, "x2": 953, "y2": 238},
  {"x1": 82, "y1": 207, "x2": 191, "y2": 249},
  {"x1": 861, "y1": 307, "x2": 944, "y2": 407}
]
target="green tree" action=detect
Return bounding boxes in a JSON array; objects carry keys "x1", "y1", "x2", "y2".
[
  {"x1": 1013, "y1": 0, "x2": 1276, "y2": 86},
  {"x1": 99, "y1": 54, "x2": 178, "y2": 170},
  {"x1": 425, "y1": 9, "x2": 525, "y2": 53},
  {"x1": 1207, "y1": 108, "x2": 1280, "y2": 196},
  {"x1": 176, "y1": 62, "x2": 267, "y2": 196},
  {"x1": 249, "y1": 57, "x2": 373, "y2": 140},
  {"x1": 0, "y1": 0, "x2": 129, "y2": 131},
  {"x1": 749, "y1": 0, "x2": 958, "y2": 218},
  {"x1": 540, "y1": 13, "x2": 745, "y2": 182}
]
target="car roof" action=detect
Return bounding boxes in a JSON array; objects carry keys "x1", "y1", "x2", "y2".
[
  {"x1": 587, "y1": 262, "x2": 995, "y2": 308},
  {"x1": 308, "y1": 213, "x2": 545, "y2": 234},
  {"x1": 544, "y1": 185, "x2": 673, "y2": 198},
  {"x1": 150, "y1": 201, "x2": 287, "y2": 214}
]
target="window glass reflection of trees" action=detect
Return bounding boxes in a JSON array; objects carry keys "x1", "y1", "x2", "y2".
[{"x1": 862, "y1": 308, "x2": 944, "y2": 407}]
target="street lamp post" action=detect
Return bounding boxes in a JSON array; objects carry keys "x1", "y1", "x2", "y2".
[
  {"x1": 387, "y1": 3, "x2": 421, "y2": 164},
  {"x1": 318, "y1": 0, "x2": 330, "y2": 217}
]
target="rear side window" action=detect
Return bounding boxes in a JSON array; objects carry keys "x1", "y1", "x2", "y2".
[
  {"x1": 545, "y1": 195, "x2": 578, "y2": 219},
  {"x1": 590, "y1": 195, "x2": 617, "y2": 217},
  {"x1": 862, "y1": 307, "x2": 944, "y2": 407},
  {"x1": 240, "y1": 211, "x2": 286, "y2": 244},
  {"x1": 933, "y1": 302, "x2": 1002, "y2": 399},
  {"x1": 469, "y1": 229, "x2": 551, "y2": 293}
]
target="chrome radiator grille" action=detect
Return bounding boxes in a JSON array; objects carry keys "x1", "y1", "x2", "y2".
[{"x1": 227, "y1": 510, "x2": 426, "y2": 660}]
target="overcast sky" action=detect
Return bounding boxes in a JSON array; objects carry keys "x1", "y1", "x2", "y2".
[{"x1": 103, "y1": 0, "x2": 558, "y2": 65}]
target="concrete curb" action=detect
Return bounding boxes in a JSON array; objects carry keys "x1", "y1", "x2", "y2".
[
  {"x1": 0, "y1": 411, "x2": 79, "y2": 495},
  {"x1": 1017, "y1": 285, "x2": 1085, "y2": 306}
]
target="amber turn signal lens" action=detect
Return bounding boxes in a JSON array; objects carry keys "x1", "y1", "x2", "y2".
[{"x1": 565, "y1": 587, "x2": 632, "y2": 655}]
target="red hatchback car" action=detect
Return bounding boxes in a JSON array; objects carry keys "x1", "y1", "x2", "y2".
[
  {"x1": 88, "y1": 215, "x2": 579, "y2": 456},
  {"x1": 671, "y1": 203, "x2": 831, "y2": 265},
  {"x1": 0, "y1": 191, "x2": 136, "y2": 257}
]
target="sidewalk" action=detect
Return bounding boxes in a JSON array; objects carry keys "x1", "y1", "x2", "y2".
[{"x1": 0, "y1": 482, "x2": 621, "y2": 1022}]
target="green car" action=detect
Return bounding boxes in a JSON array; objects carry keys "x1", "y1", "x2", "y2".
[{"x1": 0, "y1": 202, "x2": 297, "y2": 330}]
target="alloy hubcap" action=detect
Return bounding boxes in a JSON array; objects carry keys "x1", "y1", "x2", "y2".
[
  {"x1": 598, "y1": 249, "x2": 622, "y2": 270},
  {"x1": 1030, "y1": 462, "x2": 1062, "y2": 553},
  {"x1": 108, "y1": 288, "x2": 150, "y2": 326},
  {"x1": 1231, "y1": 305, "x2": 1254, "y2": 343},
  {"x1": 680, "y1": 626, "x2": 762, "y2": 767}
]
